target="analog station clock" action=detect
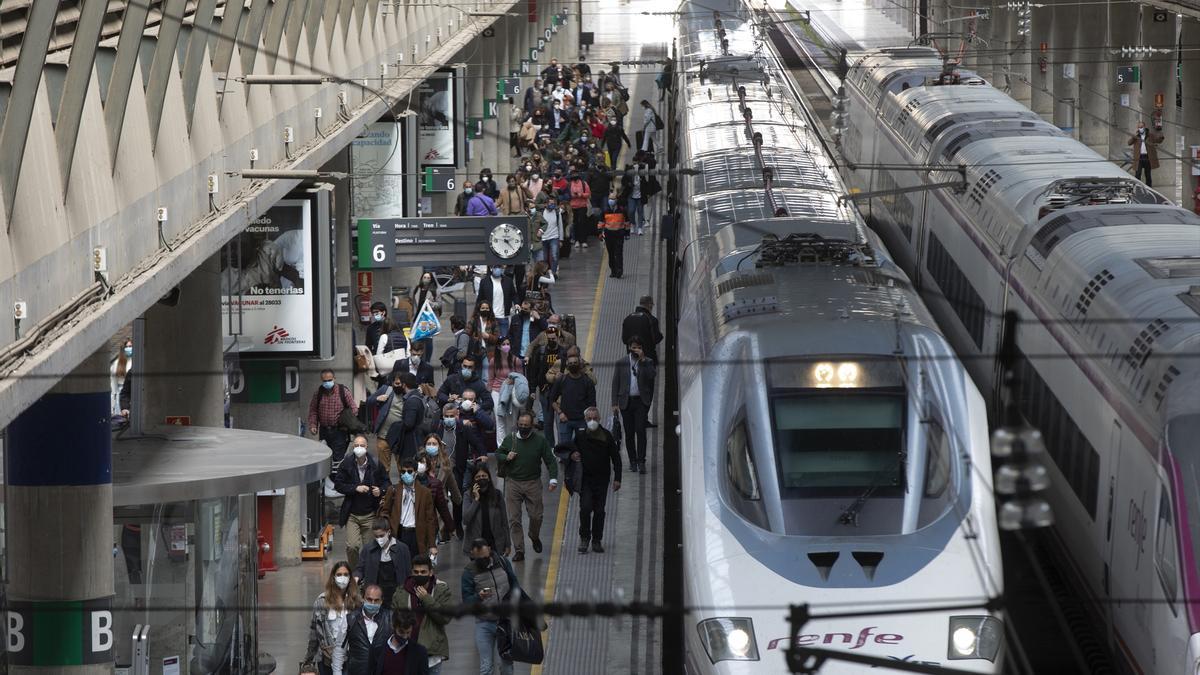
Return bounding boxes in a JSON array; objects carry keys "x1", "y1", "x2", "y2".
[{"x1": 488, "y1": 221, "x2": 525, "y2": 260}]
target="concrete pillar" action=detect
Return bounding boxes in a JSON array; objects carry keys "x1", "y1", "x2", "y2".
[
  {"x1": 1138, "y1": 7, "x2": 1180, "y2": 202},
  {"x1": 466, "y1": 36, "x2": 487, "y2": 180},
  {"x1": 1076, "y1": 6, "x2": 1111, "y2": 157},
  {"x1": 484, "y1": 34, "x2": 502, "y2": 177},
  {"x1": 1050, "y1": 4, "x2": 1080, "y2": 135},
  {"x1": 142, "y1": 255, "x2": 225, "y2": 428},
  {"x1": 1029, "y1": 5, "x2": 1054, "y2": 121},
  {"x1": 1181, "y1": 18, "x2": 1200, "y2": 197},
  {"x1": 6, "y1": 350, "x2": 114, "y2": 671}
]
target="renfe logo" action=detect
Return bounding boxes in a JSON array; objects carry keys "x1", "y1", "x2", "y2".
[{"x1": 766, "y1": 627, "x2": 904, "y2": 651}]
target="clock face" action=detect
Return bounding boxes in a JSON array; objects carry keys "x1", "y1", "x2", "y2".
[{"x1": 489, "y1": 222, "x2": 524, "y2": 260}]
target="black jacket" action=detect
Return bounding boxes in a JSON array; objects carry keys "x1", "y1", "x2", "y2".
[
  {"x1": 355, "y1": 539, "x2": 413, "y2": 590},
  {"x1": 550, "y1": 373, "x2": 597, "y2": 420},
  {"x1": 611, "y1": 354, "x2": 656, "y2": 409},
  {"x1": 506, "y1": 313, "x2": 547, "y2": 357},
  {"x1": 388, "y1": 358, "x2": 435, "y2": 386},
  {"x1": 345, "y1": 608, "x2": 392, "y2": 675},
  {"x1": 372, "y1": 638, "x2": 429, "y2": 674},
  {"x1": 479, "y1": 177, "x2": 500, "y2": 200},
  {"x1": 436, "y1": 373, "x2": 493, "y2": 411},
  {"x1": 571, "y1": 426, "x2": 622, "y2": 484},
  {"x1": 475, "y1": 275, "x2": 518, "y2": 318},
  {"x1": 436, "y1": 411, "x2": 496, "y2": 475},
  {"x1": 621, "y1": 307, "x2": 663, "y2": 360},
  {"x1": 334, "y1": 455, "x2": 391, "y2": 527},
  {"x1": 527, "y1": 343, "x2": 564, "y2": 391},
  {"x1": 383, "y1": 391, "x2": 427, "y2": 460}
]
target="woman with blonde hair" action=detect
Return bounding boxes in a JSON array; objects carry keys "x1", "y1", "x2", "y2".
[
  {"x1": 304, "y1": 561, "x2": 362, "y2": 675},
  {"x1": 420, "y1": 433, "x2": 461, "y2": 544}
]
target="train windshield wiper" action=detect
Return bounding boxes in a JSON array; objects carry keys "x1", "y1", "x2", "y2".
[{"x1": 837, "y1": 453, "x2": 904, "y2": 527}]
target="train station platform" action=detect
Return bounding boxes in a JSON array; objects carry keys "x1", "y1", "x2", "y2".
[{"x1": 258, "y1": 2, "x2": 670, "y2": 671}]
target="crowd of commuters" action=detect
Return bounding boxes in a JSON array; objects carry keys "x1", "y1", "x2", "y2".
[{"x1": 301, "y1": 58, "x2": 665, "y2": 675}]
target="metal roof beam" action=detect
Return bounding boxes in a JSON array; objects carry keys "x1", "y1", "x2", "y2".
[
  {"x1": 56, "y1": 0, "x2": 110, "y2": 189},
  {"x1": 0, "y1": 1, "x2": 59, "y2": 224},
  {"x1": 143, "y1": 0, "x2": 188, "y2": 152}
]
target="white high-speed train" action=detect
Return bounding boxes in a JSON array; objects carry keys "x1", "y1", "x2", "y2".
[
  {"x1": 672, "y1": 5, "x2": 1004, "y2": 673},
  {"x1": 840, "y1": 46, "x2": 1200, "y2": 673}
]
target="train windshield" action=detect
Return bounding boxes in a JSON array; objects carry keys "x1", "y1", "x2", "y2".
[{"x1": 772, "y1": 395, "x2": 905, "y2": 490}]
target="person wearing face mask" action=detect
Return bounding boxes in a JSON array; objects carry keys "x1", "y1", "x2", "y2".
[
  {"x1": 496, "y1": 412, "x2": 558, "y2": 561},
  {"x1": 435, "y1": 355, "x2": 492, "y2": 411},
  {"x1": 335, "y1": 435, "x2": 390, "y2": 569},
  {"x1": 505, "y1": 301, "x2": 545, "y2": 360},
  {"x1": 355, "y1": 520, "x2": 411, "y2": 609},
  {"x1": 364, "y1": 302, "x2": 391, "y2": 360},
  {"x1": 369, "y1": 375, "x2": 409, "y2": 478},
  {"x1": 461, "y1": 538, "x2": 518, "y2": 675},
  {"x1": 523, "y1": 171, "x2": 544, "y2": 204},
  {"x1": 465, "y1": 181, "x2": 499, "y2": 216},
  {"x1": 478, "y1": 168, "x2": 499, "y2": 199},
  {"x1": 568, "y1": 171, "x2": 593, "y2": 249},
  {"x1": 305, "y1": 561, "x2": 362, "y2": 675},
  {"x1": 488, "y1": 338, "x2": 528, "y2": 444},
  {"x1": 612, "y1": 337, "x2": 656, "y2": 474},
  {"x1": 549, "y1": 350, "x2": 598, "y2": 451},
  {"x1": 419, "y1": 435, "x2": 458, "y2": 545},
  {"x1": 526, "y1": 325, "x2": 563, "y2": 443},
  {"x1": 475, "y1": 266, "x2": 516, "y2": 337},
  {"x1": 393, "y1": 555, "x2": 452, "y2": 673},
  {"x1": 435, "y1": 406, "x2": 466, "y2": 540},
  {"x1": 389, "y1": 343, "x2": 434, "y2": 387},
  {"x1": 498, "y1": 175, "x2": 528, "y2": 216},
  {"x1": 308, "y1": 369, "x2": 358, "y2": 466},
  {"x1": 462, "y1": 466, "x2": 510, "y2": 556},
  {"x1": 380, "y1": 458, "x2": 439, "y2": 562},
  {"x1": 111, "y1": 338, "x2": 134, "y2": 417},
  {"x1": 568, "y1": 407, "x2": 622, "y2": 553},
  {"x1": 600, "y1": 193, "x2": 629, "y2": 278},
  {"x1": 378, "y1": 611, "x2": 430, "y2": 675},
  {"x1": 603, "y1": 118, "x2": 632, "y2": 169},
  {"x1": 453, "y1": 183, "x2": 473, "y2": 216},
  {"x1": 409, "y1": 274, "x2": 441, "y2": 364},
  {"x1": 345, "y1": 584, "x2": 392, "y2": 675},
  {"x1": 466, "y1": 304, "x2": 498, "y2": 382}
]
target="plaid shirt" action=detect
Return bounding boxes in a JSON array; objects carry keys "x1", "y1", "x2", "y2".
[{"x1": 307, "y1": 384, "x2": 356, "y2": 430}]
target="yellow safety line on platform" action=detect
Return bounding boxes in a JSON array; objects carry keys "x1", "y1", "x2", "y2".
[{"x1": 532, "y1": 248, "x2": 608, "y2": 675}]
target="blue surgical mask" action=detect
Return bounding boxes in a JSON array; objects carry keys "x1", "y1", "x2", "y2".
[
  {"x1": 492, "y1": 268, "x2": 503, "y2": 278},
  {"x1": 461, "y1": 368, "x2": 473, "y2": 379},
  {"x1": 465, "y1": 187, "x2": 474, "y2": 195},
  {"x1": 401, "y1": 472, "x2": 415, "y2": 485},
  {"x1": 364, "y1": 602, "x2": 381, "y2": 616},
  {"x1": 123, "y1": 346, "x2": 133, "y2": 357},
  {"x1": 426, "y1": 445, "x2": 440, "y2": 456},
  {"x1": 322, "y1": 381, "x2": 335, "y2": 390},
  {"x1": 442, "y1": 417, "x2": 456, "y2": 428},
  {"x1": 372, "y1": 313, "x2": 384, "y2": 322}
]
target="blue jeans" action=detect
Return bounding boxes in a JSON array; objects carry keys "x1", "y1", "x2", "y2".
[
  {"x1": 475, "y1": 620, "x2": 514, "y2": 675},
  {"x1": 627, "y1": 197, "x2": 644, "y2": 229},
  {"x1": 543, "y1": 238, "x2": 560, "y2": 273},
  {"x1": 557, "y1": 418, "x2": 584, "y2": 448},
  {"x1": 497, "y1": 317, "x2": 510, "y2": 337}
]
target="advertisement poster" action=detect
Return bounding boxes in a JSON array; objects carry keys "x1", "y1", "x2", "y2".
[
  {"x1": 221, "y1": 199, "x2": 316, "y2": 354},
  {"x1": 417, "y1": 72, "x2": 456, "y2": 165},
  {"x1": 350, "y1": 122, "x2": 404, "y2": 219}
]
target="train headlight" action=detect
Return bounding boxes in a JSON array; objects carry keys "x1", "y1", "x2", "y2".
[
  {"x1": 947, "y1": 616, "x2": 1003, "y2": 661},
  {"x1": 697, "y1": 617, "x2": 760, "y2": 662}
]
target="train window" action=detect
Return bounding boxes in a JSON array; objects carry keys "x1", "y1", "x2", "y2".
[
  {"x1": 924, "y1": 420, "x2": 951, "y2": 498},
  {"x1": 726, "y1": 421, "x2": 760, "y2": 501},
  {"x1": 1154, "y1": 487, "x2": 1179, "y2": 612},
  {"x1": 771, "y1": 394, "x2": 905, "y2": 491}
]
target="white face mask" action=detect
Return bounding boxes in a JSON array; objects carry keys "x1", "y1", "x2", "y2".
[
  {"x1": 461, "y1": 400, "x2": 475, "y2": 412},
  {"x1": 375, "y1": 535, "x2": 389, "y2": 547},
  {"x1": 353, "y1": 446, "x2": 367, "y2": 458},
  {"x1": 586, "y1": 419, "x2": 600, "y2": 431},
  {"x1": 334, "y1": 574, "x2": 350, "y2": 589},
  {"x1": 417, "y1": 462, "x2": 428, "y2": 475}
]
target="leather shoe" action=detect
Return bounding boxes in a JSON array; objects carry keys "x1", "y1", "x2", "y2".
[
  {"x1": 578, "y1": 537, "x2": 589, "y2": 553},
  {"x1": 512, "y1": 551, "x2": 525, "y2": 562},
  {"x1": 531, "y1": 538, "x2": 543, "y2": 553},
  {"x1": 639, "y1": 463, "x2": 647, "y2": 474},
  {"x1": 591, "y1": 540, "x2": 605, "y2": 553}
]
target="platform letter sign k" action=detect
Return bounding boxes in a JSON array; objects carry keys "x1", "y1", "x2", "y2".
[{"x1": 91, "y1": 610, "x2": 113, "y2": 653}]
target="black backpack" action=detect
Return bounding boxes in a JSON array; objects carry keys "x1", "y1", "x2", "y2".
[
  {"x1": 418, "y1": 393, "x2": 441, "y2": 438},
  {"x1": 439, "y1": 344, "x2": 460, "y2": 369}
]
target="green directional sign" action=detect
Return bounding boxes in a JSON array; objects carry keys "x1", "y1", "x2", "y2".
[
  {"x1": 423, "y1": 166, "x2": 456, "y2": 192},
  {"x1": 467, "y1": 117, "x2": 484, "y2": 139},
  {"x1": 357, "y1": 219, "x2": 396, "y2": 268}
]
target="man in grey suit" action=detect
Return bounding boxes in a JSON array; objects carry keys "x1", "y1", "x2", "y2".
[{"x1": 611, "y1": 337, "x2": 656, "y2": 473}]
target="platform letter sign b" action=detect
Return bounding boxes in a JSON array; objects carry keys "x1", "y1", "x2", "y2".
[
  {"x1": 91, "y1": 611, "x2": 113, "y2": 652},
  {"x1": 8, "y1": 611, "x2": 24, "y2": 653}
]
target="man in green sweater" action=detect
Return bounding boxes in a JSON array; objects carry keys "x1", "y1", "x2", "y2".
[{"x1": 497, "y1": 411, "x2": 559, "y2": 561}]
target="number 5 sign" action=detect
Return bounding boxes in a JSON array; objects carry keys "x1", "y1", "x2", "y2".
[{"x1": 355, "y1": 220, "x2": 396, "y2": 268}]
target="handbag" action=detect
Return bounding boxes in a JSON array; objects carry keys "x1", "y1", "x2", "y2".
[
  {"x1": 336, "y1": 385, "x2": 367, "y2": 433},
  {"x1": 497, "y1": 611, "x2": 545, "y2": 664}
]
